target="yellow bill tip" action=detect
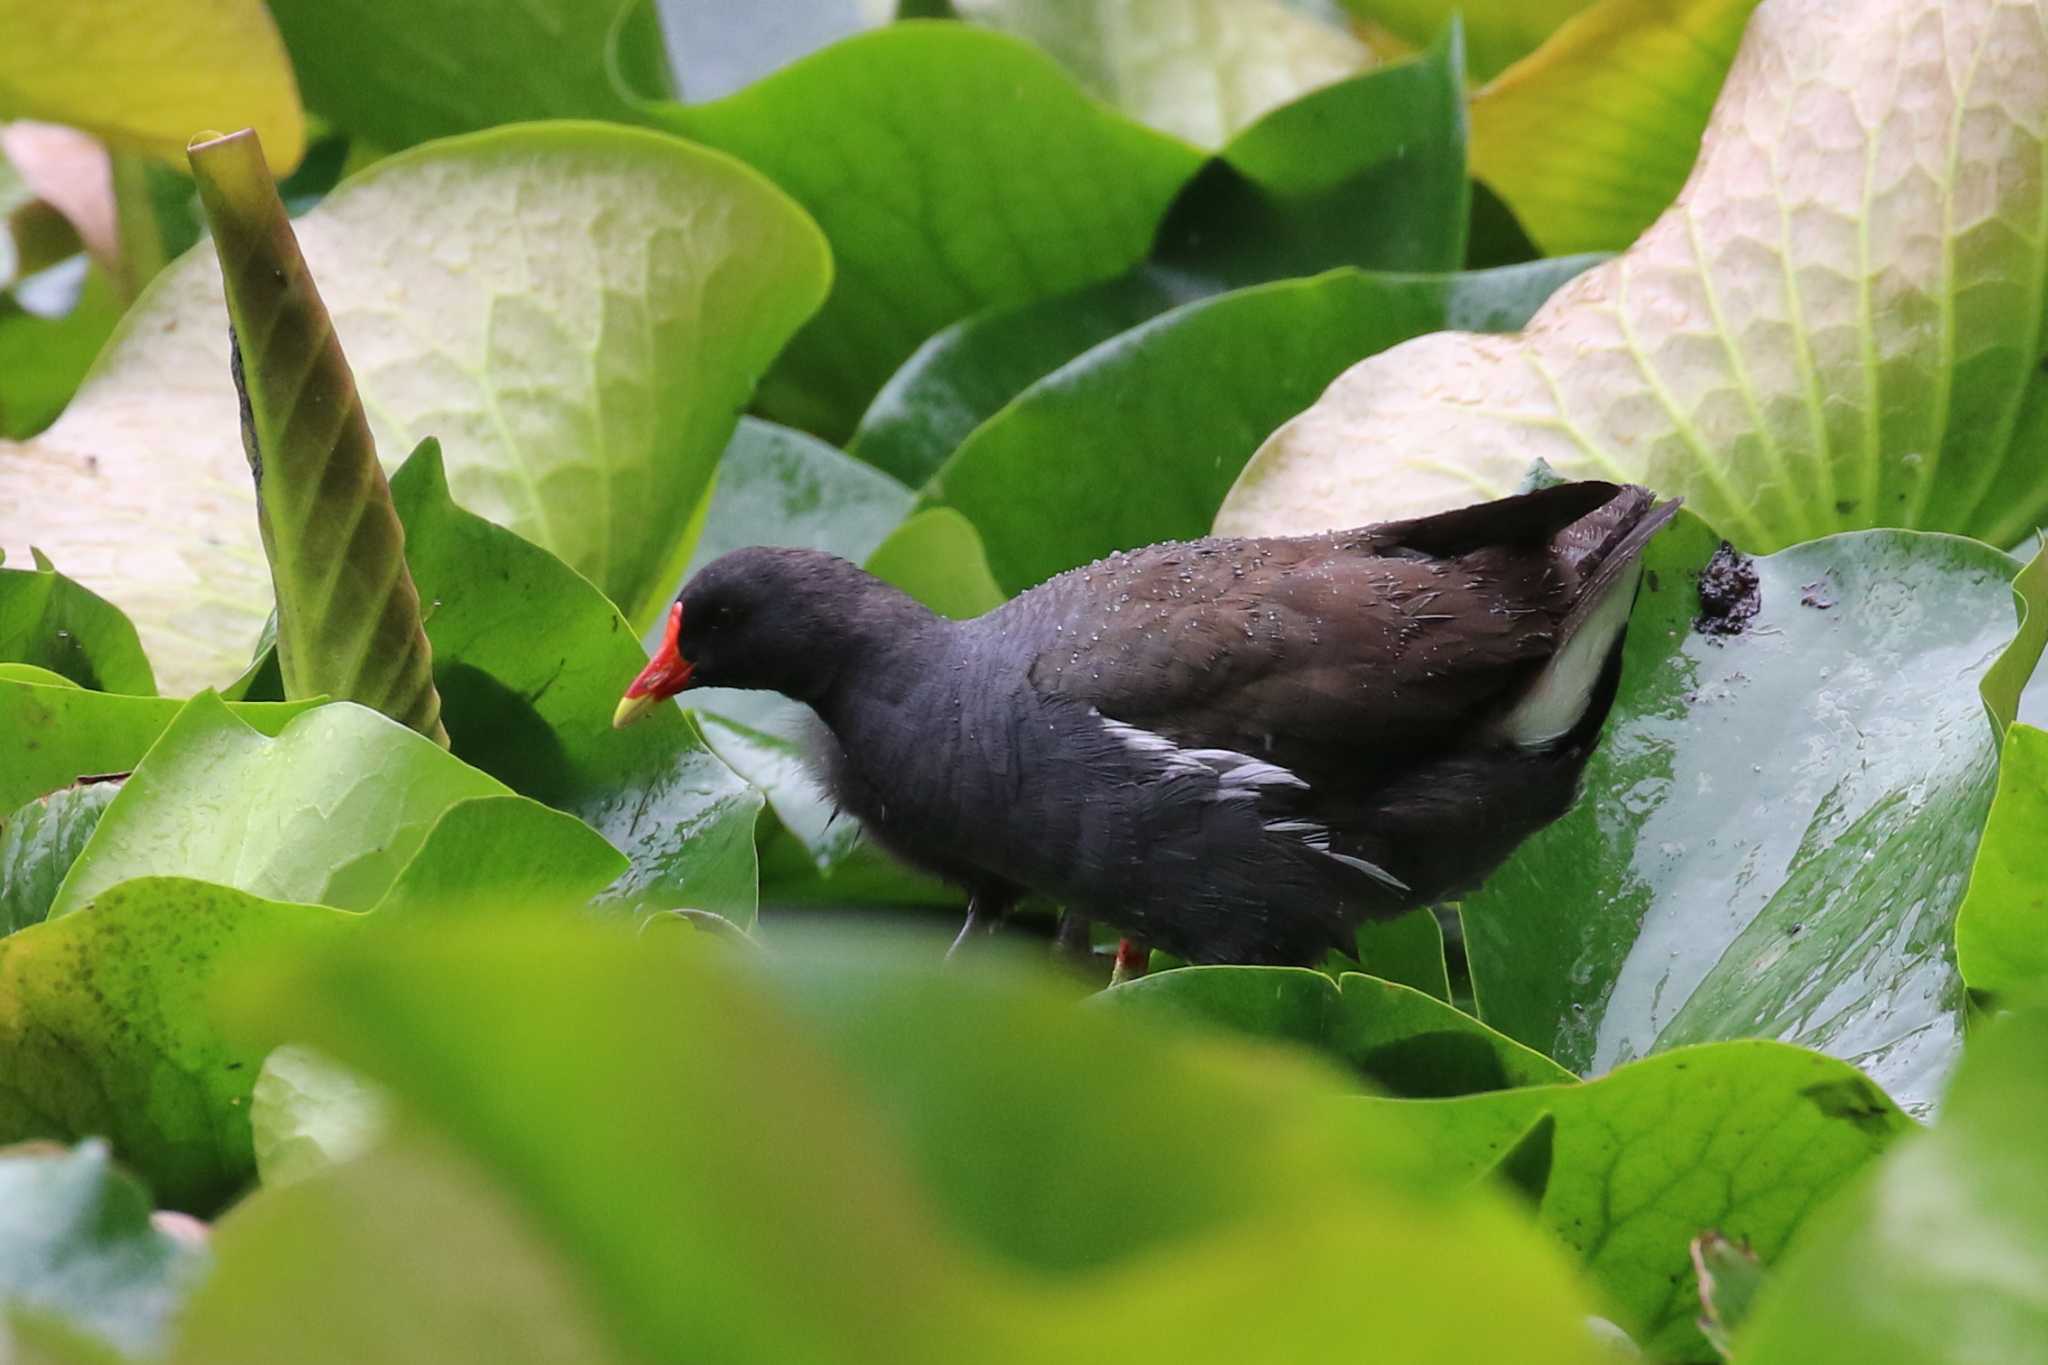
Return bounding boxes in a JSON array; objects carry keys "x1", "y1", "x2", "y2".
[{"x1": 612, "y1": 692, "x2": 661, "y2": 729}]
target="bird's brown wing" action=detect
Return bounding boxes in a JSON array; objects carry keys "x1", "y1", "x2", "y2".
[
  {"x1": 1021, "y1": 544, "x2": 1572, "y2": 772},
  {"x1": 1016, "y1": 482, "x2": 1660, "y2": 769}
]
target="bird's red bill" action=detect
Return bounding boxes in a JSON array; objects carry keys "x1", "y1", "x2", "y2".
[{"x1": 613, "y1": 602, "x2": 694, "y2": 728}]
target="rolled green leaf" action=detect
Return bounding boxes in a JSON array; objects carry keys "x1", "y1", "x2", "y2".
[{"x1": 186, "y1": 129, "x2": 444, "y2": 744}]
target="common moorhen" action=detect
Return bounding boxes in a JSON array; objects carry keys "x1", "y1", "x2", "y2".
[{"x1": 614, "y1": 481, "x2": 1678, "y2": 966}]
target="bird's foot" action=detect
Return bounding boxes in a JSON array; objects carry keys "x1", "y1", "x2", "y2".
[{"x1": 1109, "y1": 938, "x2": 1149, "y2": 985}]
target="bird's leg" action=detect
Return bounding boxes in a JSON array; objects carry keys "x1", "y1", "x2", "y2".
[
  {"x1": 945, "y1": 889, "x2": 1012, "y2": 961},
  {"x1": 1053, "y1": 909, "x2": 1094, "y2": 961},
  {"x1": 1109, "y1": 938, "x2": 1149, "y2": 985}
]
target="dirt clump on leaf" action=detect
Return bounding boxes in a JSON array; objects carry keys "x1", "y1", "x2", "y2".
[{"x1": 1694, "y1": 543, "x2": 1760, "y2": 638}]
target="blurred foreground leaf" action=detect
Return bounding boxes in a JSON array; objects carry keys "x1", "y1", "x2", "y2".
[
  {"x1": 213, "y1": 918, "x2": 1609, "y2": 1363},
  {"x1": 174, "y1": 1134, "x2": 625, "y2": 1365},
  {"x1": 0, "y1": 1140, "x2": 207, "y2": 1356},
  {"x1": 1738, "y1": 997, "x2": 2048, "y2": 1365},
  {"x1": 0, "y1": 877, "x2": 356, "y2": 1209}
]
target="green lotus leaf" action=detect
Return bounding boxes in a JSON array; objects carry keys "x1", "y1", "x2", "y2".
[
  {"x1": 1459, "y1": 521, "x2": 2021, "y2": 1117},
  {"x1": 662, "y1": 24, "x2": 1203, "y2": 438},
  {"x1": 50, "y1": 695, "x2": 506, "y2": 916},
  {"x1": 0, "y1": 550, "x2": 153, "y2": 695},
  {"x1": 1348, "y1": 1040, "x2": 1908, "y2": 1359}
]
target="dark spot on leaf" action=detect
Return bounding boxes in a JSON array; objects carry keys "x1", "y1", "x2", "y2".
[
  {"x1": 224, "y1": 1061, "x2": 244, "y2": 1071},
  {"x1": 1799, "y1": 578, "x2": 1835, "y2": 610},
  {"x1": 1694, "y1": 543, "x2": 1761, "y2": 639},
  {"x1": 1800, "y1": 1077, "x2": 1895, "y2": 1137},
  {"x1": 1835, "y1": 500, "x2": 1857, "y2": 514},
  {"x1": 1646, "y1": 569, "x2": 1661, "y2": 593}
]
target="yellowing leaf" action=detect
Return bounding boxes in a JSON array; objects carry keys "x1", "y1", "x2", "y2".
[
  {"x1": 0, "y1": 0, "x2": 304, "y2": 173},
  {"x1": 1340, "y1": 0, "x2": 1587, "y2": 82},
  {"x1": 1470, "y1": 0, "x2": 1760, "y2": 254}
]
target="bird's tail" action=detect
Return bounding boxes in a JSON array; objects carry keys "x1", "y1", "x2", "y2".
[{"x1": 1498, "y1": 486, "x2": 1682, "y2": 749}]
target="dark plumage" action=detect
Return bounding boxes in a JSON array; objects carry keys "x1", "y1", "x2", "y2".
[{"x1": 616, "y1": 481, "x2": 1679, "y2": 966}]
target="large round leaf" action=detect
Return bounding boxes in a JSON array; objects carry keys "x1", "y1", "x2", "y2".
[
  {"x1": 1341, "y1": 0, "x2": 1584, "y2": 82},
  {"x1": 0, "y1": 781, "x2": 118, "y2": 934},
  {"x1": 1461, "y1": 519, "x2": 2023, "y2": 1116},
  {"x1": 0, "y1": 676, "x2": 317, "y2": 813},
  {"x1": 0, "y1": 551, "x2": 153, "y2": 695},
  {"x1": 1220, "y1": 0, "x2": 2048, "y2": 553},
  {"x1": 0, "y1": 123, "x2": 831, "y2": 691},
  {"x1": 1099, "y1": 966, "x2": 1575, "y2": 1096},
  {"x1": 850, "y1": 33, "x2": 1474, "y2": 487}
]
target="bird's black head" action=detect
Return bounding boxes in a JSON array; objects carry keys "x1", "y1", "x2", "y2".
[{"x1": 614, "y1": 546, "x2": 918, "y2": 726}]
